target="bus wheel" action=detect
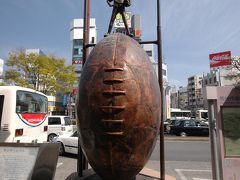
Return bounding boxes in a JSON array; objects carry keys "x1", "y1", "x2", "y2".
[
  {"x1": 48, "y1": 134, "x2": 57, "y2": 142},
  {"x1": 59, "y1": 142, "x2": 65, "y2": 156}
]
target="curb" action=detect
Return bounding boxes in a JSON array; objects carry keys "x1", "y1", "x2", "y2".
[
  {"x1": 163, "y1": 135, "x2": 209, "y2": 141},
  {"x1": 140, "y1": 167, "x2": 176, "y2": 180}
]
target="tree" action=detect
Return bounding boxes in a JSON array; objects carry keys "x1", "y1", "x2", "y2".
[
  {"x1": 4, "y1": 50, "x2": 77, "y2": 95},
  {"x1": 226, "y1": 57, "x2": 240, "y2": 88}
]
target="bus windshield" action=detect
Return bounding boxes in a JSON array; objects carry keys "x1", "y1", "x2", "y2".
[
  {"x1": 201, "y1": 112, "x2": 208, "y2": 119},
  {"x1": 16, "y1": 90, "x2": 48, "y2": 114}
]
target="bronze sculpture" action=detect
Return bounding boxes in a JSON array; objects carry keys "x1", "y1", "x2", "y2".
[
  {"x1": 77, "y1": 33, "x2": 161, "y2": 179},
  {"x1": 106, "y1": 0, "x2": 132, "y2": 36}
]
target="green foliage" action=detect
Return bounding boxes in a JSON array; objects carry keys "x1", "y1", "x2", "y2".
[
  {"x1": 4, "y1": 50, "x2": 77, "y2": 95},
  {"x1": 0, "y1": 82, "x2": 6, "y2": 86}
]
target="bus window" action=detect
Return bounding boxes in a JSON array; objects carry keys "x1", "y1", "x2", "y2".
[
  {"x1": 16, "y1": 91, "x2": 48, "y2": 114},
  {"x1": 170, "y1": 109, "x2": 191, "y2": 120},
  {"x1": 183, "y1": 112, "x2": 191, "y2": 117},
  {"x1": 0, "y1": 95, "x2": 4, "y2": 127},
  {"x1": 201, "y1": 112, "x2": 208, "y2": 119}
]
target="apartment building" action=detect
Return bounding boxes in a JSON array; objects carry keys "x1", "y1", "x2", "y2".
[{"x1": 187, "y1": 74, "x2": 204, "y2": 112}]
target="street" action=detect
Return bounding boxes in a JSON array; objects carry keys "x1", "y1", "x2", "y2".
[
  {"x1": 146, "y1": 139, "x2": 212, "y2": 180},
  {"x1": 55, "y1": 138, "x2": 212, "y2": 180}
]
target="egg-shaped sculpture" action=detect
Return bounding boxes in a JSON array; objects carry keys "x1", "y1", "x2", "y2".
[{"x1": 77, "y1": 33, "x2": 161, "y2": 180}]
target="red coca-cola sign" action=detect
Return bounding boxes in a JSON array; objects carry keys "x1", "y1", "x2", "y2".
[
  {"x1": 18, "y1": 113, "x2": 47, "y2": 127},
  {"x1": 209, "y1": 51, "x2": 232, "y2": 68},
  {"x1": 72, "y1": 59, "x2": 82, "y2": 64}
]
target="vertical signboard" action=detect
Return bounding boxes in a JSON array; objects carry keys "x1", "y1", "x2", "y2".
[
  {"x1": 204, "y1": 86, "x2": 240, "y2": 180},
  {"x1": 221, "y1": 107, "x2": 240, "y2": 157},
  {"x1": 209, "y1": 51, "x2": 232, "y2": 68},
  {"x1": 114, "y1": 12, "x2": 132, "y2": 28}
]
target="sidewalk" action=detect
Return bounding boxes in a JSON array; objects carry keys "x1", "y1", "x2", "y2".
[
  {"x1": 65, "y1": 168, "x2": 176, "y2": 180},
  {"x1": 140, "y1": 167, "x2": 176, "y2": 180}
]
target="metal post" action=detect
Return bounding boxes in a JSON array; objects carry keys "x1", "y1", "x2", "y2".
[
  {"x1": 157, "y1": 0, "x2": 165, "y2": 179},
  {"x1": 208, "y1": 100, "x2": 218, "y2": 180},
  {"x1": 77, "y1": 0, "x2": 90, "y2": 177},
  {"x1": 82, "y1": 0, "x2": 90, "y2": 65},
  {"x1": 218, "y1": 68, "x2": 221, "y2": 86}
]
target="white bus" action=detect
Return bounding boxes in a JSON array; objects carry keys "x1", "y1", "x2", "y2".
[
  {"x1": 170, "y1": 108, "x2": 191, "y2": 120},
  {"x1": 196, "y1": 109, "x2": 208, "y2": 120},
  {"x1": 0, "y1": 86, "x2": 48, "y2": 143}
]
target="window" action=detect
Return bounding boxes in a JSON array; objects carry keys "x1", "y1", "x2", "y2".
[
  {"x1": 91, "y1": 37, "x2": 95, "y2": 44},
  {"x1": 48, "y1": 101, "x2": 55, "y2": 106},
  {"x1": 72, "y1": 112, "x2": 76, "y2": 119},
  {"x1": 0, "y1": 95, "x2": 4, "y2": 126},
  {"x1": 201, "y1": 112, "x2": 208, "y2": 119},
  {"x1": 184, "y1": 121, "x2": 190, "y2": 127},
  {"x1": 64, "y1": 117, "x2": 71, "y2": 125},
  {"x1": 16, "y1": 91, "x2": 48, "y2": 114},
  {"x1": 73, "y1": 48, "x2": 79, "y2": 55},
  {"x1": 146, "y1": 51, "x2": 152, "y2": 57},
  {"x1": 72, "y1": 131, "x2": 78, "y2": 137},
  {"x1": 74, "y1": 39, "x2": 83, "y2": 46},
  {"x1": 48, "y1": 117, "x2": 61, "y2": 125},
  {"x1": 163, "y1": 69, "x2": 167, "y2": 76},
  {"x1": 184, "y1": 120, "x2": 196, "y2": 127}
]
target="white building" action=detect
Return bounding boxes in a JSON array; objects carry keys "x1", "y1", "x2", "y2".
[
  {"x1": 203, "y1": 65, "x2": 239, "y2": 87},
  {"x1": 69, "y1": 18, "x2": 97, "y2": 119},
  {"x1": 25, "y1": 49, "x2": 45, "y2": 55},
  {"x1": 70, "y1": 18, "x2": 97, "y2": 80},
  {"x1": 187, "y1": 74, "x2": 204, "y2": 111},
  {"x1": 143, "y1": 44, "x2": 155, "y2": 63},
  {"x1": 142, "y1": 44, "x2": 169, "y2": 120},
  {"x1": 178, "y1": 86, "x2": 188, "y2": 110}
]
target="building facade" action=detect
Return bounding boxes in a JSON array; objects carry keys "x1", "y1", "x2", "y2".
[
  {"x1": 69, "y1": 18, "x2": 97, "y2": 119},
  {"x1": 25, "y1": 49, "x2": 45, "y2": 56},
  {"x1": 187, "y1": 74, "x2": 204, "y2": 112},
  {"x1": 178, "y1": 86, "x2": 188, "y2": 110},
  {"x1": 203, "y1": 66, "x2": 238, "y2": 87},
  {"x1": 70, "y1": 18, "x2": 97, "y2": 81}
]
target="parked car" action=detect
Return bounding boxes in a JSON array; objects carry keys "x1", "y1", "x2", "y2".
[
  {"x1": 166, "y1": 119, "x2": 185, "y2": 134},
  {"x1": 169, "y1": 119, "x2": 209, "y2": 136},
  {"x1": 53, "y1": 131, "x2": 78, "y2": 155},
  {"x1": 163, "y1": 120, "x2": 170, "y2": 133},
  {"x1": 47, "y1": 115, "x2": 74, "y2": 142}
]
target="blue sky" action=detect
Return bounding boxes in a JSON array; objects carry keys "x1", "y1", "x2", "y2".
[{"x1": 1, "y1": 0, "x2": 240, "y2": 87}]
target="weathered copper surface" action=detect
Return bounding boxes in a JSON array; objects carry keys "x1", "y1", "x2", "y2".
[{"x1": 77, "y1": 33, "x2": 161, "y2": 180}]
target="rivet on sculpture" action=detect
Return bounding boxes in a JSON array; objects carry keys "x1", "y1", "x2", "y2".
[{"x1": 76, "y1": 33, "x2": 161, "y2": 180}]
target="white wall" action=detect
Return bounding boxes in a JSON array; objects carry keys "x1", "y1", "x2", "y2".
[{"x1": 70, "y1": 18, "x2": 97, "y2": 43}]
